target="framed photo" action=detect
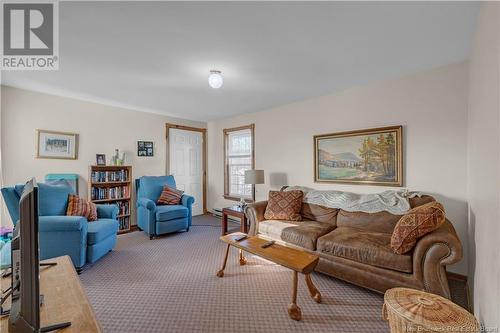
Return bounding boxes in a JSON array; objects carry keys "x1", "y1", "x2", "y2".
[
  {"x1": 314, "y1": 125, "x2": 403, "y2": 186},
  {"x1": 137, "y1": 141, "x2": 154, "y2": 157},
  {"x1": 36, "y1": 130, "x2": 78, "y2": 160},
  {"x1": 96, "y1": 154, "x2": 106, "y2": 166}
]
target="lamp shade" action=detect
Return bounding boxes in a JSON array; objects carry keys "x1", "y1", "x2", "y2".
[{"x1": 245, "y1": 170, "x2": 264, "y2": 185}]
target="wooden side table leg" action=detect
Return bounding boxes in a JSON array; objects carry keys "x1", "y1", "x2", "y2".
[
  {"x1": 287, "y1": 271, "x2": 302, "y2": 321},
  {"x1": 221, "y1": 213, "x2": 228, "y2": 235},
  {"x1": 305, "y1": 274, "x2": 322, "y2": 303},
  {"x1": 239, "y1": 249, "x2": 247, "y2": 266},
  {"x1": 216, "y1": 244, "x2": 231, "y2": 278},
  {"x1": 240, "y1": 215, "x2": 248, "y2": 234}
]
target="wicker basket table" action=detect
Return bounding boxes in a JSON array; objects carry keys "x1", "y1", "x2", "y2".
[{"x1": 383, "y1": 288, "x2": 479, "y2": 333}]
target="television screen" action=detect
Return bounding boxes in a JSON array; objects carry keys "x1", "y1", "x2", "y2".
[{"x1": 9, "y1": 178, "x2": 40, "y2": 332}]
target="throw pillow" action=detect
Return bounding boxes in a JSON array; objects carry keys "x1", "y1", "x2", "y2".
[
  {"x1": 391, "y1": 201, "x2": 446, "y2": 254},
  {"x1": 66, "y1": 194, "x2": 98, "y2": 221},
  {"x1": 157, "y1": 185, "x2": 184, "y2": 205},
  {"x1": 264, "y1": 190, "x2": 303, "y2": 221}
]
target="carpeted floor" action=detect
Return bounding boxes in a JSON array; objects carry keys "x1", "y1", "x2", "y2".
[
  {"x1": 79, "y1": 215, "x2": 467, "y2": 332},
  {"x1": 80, "y1": 216, "x2": 391, "y2": 332}
]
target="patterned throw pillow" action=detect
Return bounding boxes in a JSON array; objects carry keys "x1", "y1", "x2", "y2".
[
  {"x1": 264, "y1": 190, "x2": 303, "y2": 221},
  {"x1": 157, "y1": 185, "x2": 184, "y2": 205},
  {"x1": 391, "y1": 201, "x2": 446, "y2": 254},
  {"x1": 66, "y1": 194, "x2": 98, "y2": 221}
]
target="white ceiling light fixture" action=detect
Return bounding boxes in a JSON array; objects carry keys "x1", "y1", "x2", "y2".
[{"x1": 208, "y1": 70, "x2": 223, "y2": 89}]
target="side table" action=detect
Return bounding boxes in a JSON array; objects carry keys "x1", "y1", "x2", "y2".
[
  {"x1": 221, "y1": 205, "x2": 248, "y2": 265},
  {"x1": 221, "y1": 205, "x2": 248, "y2": 235}
]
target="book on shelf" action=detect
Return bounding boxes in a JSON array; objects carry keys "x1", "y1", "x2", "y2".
[
  {"x1": 91, "y1": 186, "x2": 130, "y2": 201},
  {"x1": 118, "y1": 216, "x2": 130, "y2": 231},
  {"x1": 91, "y1": 170, "x2": 129, "y2": 183},
  {"x1": 89, "y1": 165, "x2": 132, "y2": 232},
  {"x1": 116, "y1": 201, "x2": 130, "y2": 216}
]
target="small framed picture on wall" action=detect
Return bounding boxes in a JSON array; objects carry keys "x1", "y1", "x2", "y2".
[
  {"x1": 96, "y1": 154, "x2": 106, "y2": 165},
  {"x1": 138, "y1": 141, "x2": 154, "y2": 157},
  {"x1": 36, "y1": 129, "x2": 78, "y2": 160}
]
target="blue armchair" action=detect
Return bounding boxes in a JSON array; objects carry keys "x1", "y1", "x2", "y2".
[
  {"x1": 136, "y1": 175, "x2": 194, "y2": 239},
  {"x1": 1, "y1": 181, "x2": 119, "y2": 271}
]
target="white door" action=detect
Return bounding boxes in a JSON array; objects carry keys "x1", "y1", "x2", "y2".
[{"x1": 168, "y1": 128, "x2": 204, "y2": 216}]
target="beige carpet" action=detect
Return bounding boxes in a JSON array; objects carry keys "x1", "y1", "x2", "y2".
[{"x1": 80, "y1": 218, "x2": 391, "y2": 332}]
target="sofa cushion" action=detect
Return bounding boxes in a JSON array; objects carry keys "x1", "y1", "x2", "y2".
[
  {"x1": 139, "y1": 175, "x2": 176, "y2": 202},
  {"x1": 258, "y1": 220, "x2": 297, "y2": 241},
  {"x1": 66, "y1": 194, "x2": 97, "y2": 221},
  {"x1": 281, "y1": 221, "x2": 336, "y2": 250},
  {"x1": 301, "y1": 203, "x2": 338, "y2": 225},
  {"x1": 317, "y1": 227, "x2": 413, "y2": 273},
  {"x1": 87, "y1": 219, "x2": 119, "y2": 245},
  {"x1": 155, "y1": 205, "x2": 188, "y2": 221},
  {"x1": 391, "y1": 201, "x2": 445, "y2": 254},
  {"x1": 264, "y1": 190, "x2": 303, "y2": 221},
  {"x1": 336, "y1": 210, "x2": 401, "y2": 234},
  {"x1": 258, "y1": 220, "x2": 335, "y2": 251},
  {"x1": 38, "y1": 182, "x2": 75, "y2": 216},
  {"x1": 157, "y1": 185, "x2": 183, "y2": 205}
]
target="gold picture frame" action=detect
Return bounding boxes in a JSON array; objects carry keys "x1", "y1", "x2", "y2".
[
  {"x1": 36, "y1": 129, "x2": 78, "y2": 160},
  {"x1": 314, "y1": 125, "x2": 403, "y2": 186}
]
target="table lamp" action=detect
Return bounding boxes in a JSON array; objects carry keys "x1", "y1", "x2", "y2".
[{"x1": 243, "y1": 170, "x2": 265, "y2": 207}]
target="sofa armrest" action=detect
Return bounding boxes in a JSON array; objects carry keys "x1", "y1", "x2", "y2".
[
  {"x1": 137, "y1": 197, "x2": 156, "y2": 211},
  {"x1": 181, "y1": 194, "x2": 195, "y2": 207},
  {"x1": 96, "y1": 204, "x2": 119, "y2": 219},
  {"x1": 245, "y1": 201, "x2": 268, "y2": 236},
  {"x1": 39, "y1": 216, "x2": 87, "y2": 232},
  {"x1": 412, "y1": 219, "x2": 463, "y2": 298}
]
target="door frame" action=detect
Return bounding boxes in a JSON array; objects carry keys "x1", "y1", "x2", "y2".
[{"x1": 166, "y1": 123, "x2": 207, "y2": 214}]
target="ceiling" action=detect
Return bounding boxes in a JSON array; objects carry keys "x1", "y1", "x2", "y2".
[{"x1": 2, "y1": 2, "x2": 479, "y2": 121}]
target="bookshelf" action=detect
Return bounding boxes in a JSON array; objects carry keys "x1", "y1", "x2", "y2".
[{"x1": 88, "y1": 165, "x2": 132, "y2": 234}]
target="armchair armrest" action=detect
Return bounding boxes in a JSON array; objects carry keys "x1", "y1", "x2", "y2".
[
  {"x1": 39, "y1": 216, "x2": 87, "y2": 232},
  {"x1": 181, "y1": 194, "x2": 195, "y2": 207},
  {"x1": 245, "y1": 201, "x2": 268, "y2": 236},
  {"x1": 96, "y1": 204, "x2": 119, "y2": 219},
  {"x1": 137, "y1": 197, "x2": 156, "y2": 211},
  {"x1": 412, "y1": 219, "x2": 463, "y2": 298}
]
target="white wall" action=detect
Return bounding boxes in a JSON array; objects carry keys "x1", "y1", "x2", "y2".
[
  {"x1": 467, "y1": 2, "x2": 500, "y2": 327},
  {"x1": 1, "y1": 86, "x2": 206, "y2": 226},
  {"x1": 208, "y1": 62, "x2": 469, "y2": 275}
]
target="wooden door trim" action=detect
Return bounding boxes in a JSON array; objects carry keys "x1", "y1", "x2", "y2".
[{"x1": 166, "y1": 123, "x2": 207, "y2": 214}]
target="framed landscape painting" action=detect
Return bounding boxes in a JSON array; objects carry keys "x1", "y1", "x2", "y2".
[
  {"x1": 36, "y1": 130, "x2": 78, "y2": 160},
  {"x1": 314, "y1": 126, "x2": 403, "y2": 186}
]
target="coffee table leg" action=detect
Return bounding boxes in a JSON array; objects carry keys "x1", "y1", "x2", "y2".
[
  {"x1": 217, "y1": 244, "x2": 231, "y2": 278},
  {"x1": 239, "y1": 249, "x2": 247, "y2": 266},
  {"x1": 287, "y1": 271, "x2": 302, "y2": 321},
  {"x1": 305, "y1": 274, "x2": 322, "y2": 303}
]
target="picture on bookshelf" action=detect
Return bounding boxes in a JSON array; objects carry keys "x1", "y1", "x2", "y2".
[
  {"x1": 138, "y1": 141, "x2": 154, "y2": 157},
  {"x1": 96, "y1": 154, "x2": 106, "y2": 165}
]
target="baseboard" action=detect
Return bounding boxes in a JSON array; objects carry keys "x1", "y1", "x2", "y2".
[{"x1": 446, "y1": 271, "x2": 467, "y2": 282}]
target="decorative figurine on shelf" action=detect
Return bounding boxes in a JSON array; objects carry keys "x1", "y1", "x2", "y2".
[{"x1": 111, "y1": 149, "x2": 126, "y2": 166}]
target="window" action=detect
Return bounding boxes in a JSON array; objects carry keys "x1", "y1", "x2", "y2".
[{"x1": 224, "y1": 124, "x2": 255, "y2": 201}]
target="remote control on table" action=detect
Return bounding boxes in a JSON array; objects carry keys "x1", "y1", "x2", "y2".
[
  {"x1": 261, "y1": 240, "x2": 275, "y2": 248},
  {"x1": 233, "y1": 235, "x2": 247, "y2": 242}
]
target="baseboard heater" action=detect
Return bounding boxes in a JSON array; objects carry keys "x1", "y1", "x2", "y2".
[{"x1": 212, "y1": 208, "x2": 241, "y2": 223}]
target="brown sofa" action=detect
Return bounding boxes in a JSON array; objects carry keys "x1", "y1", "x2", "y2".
[{"x1": 245, "y1": 195, "x2": 462, "y2": 299}]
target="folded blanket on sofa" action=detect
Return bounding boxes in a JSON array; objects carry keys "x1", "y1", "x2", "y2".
[{"x1": 284, "y1": 186, "x2": 422, "y2": 215}]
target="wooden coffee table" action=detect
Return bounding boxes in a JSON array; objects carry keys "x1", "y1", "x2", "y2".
[{"x1": 217, "y1": 232, "x2": 322, "y2": 321}]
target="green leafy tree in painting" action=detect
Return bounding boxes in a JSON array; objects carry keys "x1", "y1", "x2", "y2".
[
  {"x1": 358, "y1": 133, "x2": 396, "y2": 177},
  {"x1": 358, "y1": 137, "x2": 377, "y2": 172}
]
